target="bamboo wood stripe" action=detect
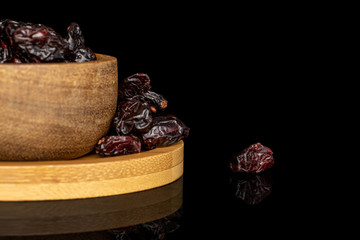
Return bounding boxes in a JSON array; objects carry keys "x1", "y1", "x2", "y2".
[
  {"x1": 0, "y1": 141, "x2": 184, "y2": 201},
  {"x1": 0, "y1": 177, "x2": 183, "y2": 218}
]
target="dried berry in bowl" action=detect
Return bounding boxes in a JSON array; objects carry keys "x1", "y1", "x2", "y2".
[{"x1": 0, "y1": 19, "x2": 96, "y2": 63}]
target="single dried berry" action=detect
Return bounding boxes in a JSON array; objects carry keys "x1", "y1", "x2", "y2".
[
  {"x1": 118, "y1": 73, "x2": 152, "y2": 99},
  {"x1": 141, "y1": 115, "x2": 190, "y2": 150},
  {"x1": 118, "y1": 73, "x2": 168, "y2": 113},
  {"x1": 66, "y1": 22, "x2": 96, "y2": 62},
  {"x1": 95, "y1": 135, "x2": 141, "y2": 157},
  {"x1": 230, "y1": 143, "x2": 274, "y2": 173},
  {"x1": 113, "y1": 99, "x2": 152, "y2": 135}
]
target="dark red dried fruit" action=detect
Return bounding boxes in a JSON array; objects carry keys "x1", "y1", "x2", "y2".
[
  {"x1": 95, "y1": 135, "x2": 141, "y2": 157},
  {"x1": 96, "y1": 73, "x2": 189, "y2": 157},
  {"x1": 0, "y1": 19, "x2": 96, "y2": 63},
  {"x1": 0, "y1": 40, "x2": 10, "y2": 63},
  {"x1": 118, "y1": 73, "x2": 152, "y2": 100},
  {"x1": 118, "y1": 73, "x2": 168, "y2": 113},
  {"x1": 66, "y1": 22, "x2": 96, "y2": 62},
  {"x1": 230, "y1": 143, "x2": 274, "y2": 173},
  {"x1": 141, "y1": 115, "x2": 190, "y2": 150},
  {"x1": 11, "y1": 23, "x2": 71, "y2": 63},
  {"x1": 113, "y1": 99, "x2": 152, "y2": 135},
  {"x1": 143, "y1": 91, "x2": 168, "y2": 111}
]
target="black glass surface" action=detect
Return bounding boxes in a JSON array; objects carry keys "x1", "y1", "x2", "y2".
[{"x1": 1, "y1": 5, "x2": 343, "y2": 238}]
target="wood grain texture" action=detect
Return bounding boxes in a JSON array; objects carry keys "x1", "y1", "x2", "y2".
[
  {"x1": 0, "y1": 141, "x2": 184, "y2": 201},
  {"x1": 0, "y1": 54, "x2": 118, "y2": 161}
]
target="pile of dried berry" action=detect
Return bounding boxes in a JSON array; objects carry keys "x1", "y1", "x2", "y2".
[
  {"x1": 95, "y1": 73, "x2": 190, "y2": 157},
  {"x1": 0, "y1": 19, "x2": 96, "y2": 63}
]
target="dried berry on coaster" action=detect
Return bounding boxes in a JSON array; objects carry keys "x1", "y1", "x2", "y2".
[
  {"x1": 95, "y1": 73, "x2": 190, "y2": 157},
  {"x1": 230, "y1": 143, "x2": 274, "y2": 174}
]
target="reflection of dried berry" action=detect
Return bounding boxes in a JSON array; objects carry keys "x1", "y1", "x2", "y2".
[
  {"x1": 108, "y1": 207, "x2": 182, "y2": 239},
  {"x1": 141, "y1": 115, "x2": 190, "y2": 150},
  {"x1": 95, "y1": 135, "x2": 141, "y2": 157},
  {"x1": 230, "y1": 143, "x2": 274, "y2": 173},
  {"x1": 230, "y1": 171, "x2": 274, "y2": 204}
]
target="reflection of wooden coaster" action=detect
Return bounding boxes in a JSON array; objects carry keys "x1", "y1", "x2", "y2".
[
  {"x1": 0, "y1": 177, "x2": 183, "y2": 236},
  {"x1": 0, "y1": 141, "x2": 184, "y2": 201}
]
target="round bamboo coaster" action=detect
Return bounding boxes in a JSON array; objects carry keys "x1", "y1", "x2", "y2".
[{"x1": 0, "y1": 141, "x2": 184, "y2": 201}]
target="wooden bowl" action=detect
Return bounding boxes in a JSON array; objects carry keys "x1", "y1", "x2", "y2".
[{"x1": 0, "y1": 54, "x2": 118, "y2": 161}]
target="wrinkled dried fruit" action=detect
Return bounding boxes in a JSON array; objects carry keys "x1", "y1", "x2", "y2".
[
  {"x1": 95, "y1": 135, "x2": 141, "y2": 157},
  {"x1": 118, "y1": 73, "x2": 168, "y2": 113},
  {"x1": 0, "y1": 19, "x2": 96, "y2": 63},
  {"x1": 96, "y1": 73, "x2": 189, "y2": 157},
  {"x1": 0, "y1": 41, "x2": 10, "y2": 63},
  {"x1": 66, "y1": 22, "x2": 96, "y2": 62},
  {"x1": 143, "y1": 91, "x2": 168, "y2": 112},
  {"x1": 113, "y1": 99, "x2": 152, "y2": 135},
  {"x1": 141, "y1": 115, "x2": 190, "y2": 150},
  {"x1": 230, "y1": 143, "x2": 274, "y2": 173},
  {"x1": 118, "y1": 73, "x2": 152, "y2": 99}
]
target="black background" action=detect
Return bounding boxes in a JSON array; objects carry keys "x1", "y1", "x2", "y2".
[{"x1": 1, "y1": 3, "x2": 347, "y2": 239}]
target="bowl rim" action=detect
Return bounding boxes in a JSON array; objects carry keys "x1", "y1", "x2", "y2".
[{"x1": 0, "y1": 53, "x2": 116, "y2": 67}]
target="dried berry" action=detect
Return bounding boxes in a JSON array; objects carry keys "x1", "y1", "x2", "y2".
[
  {"x1": 230, "y1": 143, "x2": 274, "y2": 173},
  {"x1": 118, "y1": 73, "x2": 168, "y2": 113},
  {"x1": 0, "y1": 40, "x2": 10, "y2": 63},
  {"x1": 113, "y1": 99, "x2": 152, "y2": 135},
  {"x1": 66, "y1": 22, "x2": 85, "y2": 50},
  {"x1": 143, "y1": 91, "x2": 168, "y2": 112},
  {"x1": 11, "y1": 22, "x2": 71, "y2": 63},
  {"x1": 141, "y1": 115, "x2": 190, "y2": 150},
  {"x1": 66, "y1": 22, "x2": 96, "y2": 62},
  {"x1": 95, "y1": 135, "x2": 141, "y2": 157},
  {"x1": 0, "y1": 19, "x2": 96, "y2": 63},
  {"x1": 118, "y1": 73, "x2": 151, "y2": 100}
]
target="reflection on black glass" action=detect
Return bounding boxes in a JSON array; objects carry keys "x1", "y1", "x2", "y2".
[
  {"x1": 108, "y1": 207, "x2": 182, "y2": 240},
  {"x1": 0, "y1": 207, "x2": 182, "y2": 240},
  {"x1": 230, "y1": 171, "x2": 274, "y2": 204},
  {"x1": 0, "y1": 177, "x2": 183, "y2": 237}
]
